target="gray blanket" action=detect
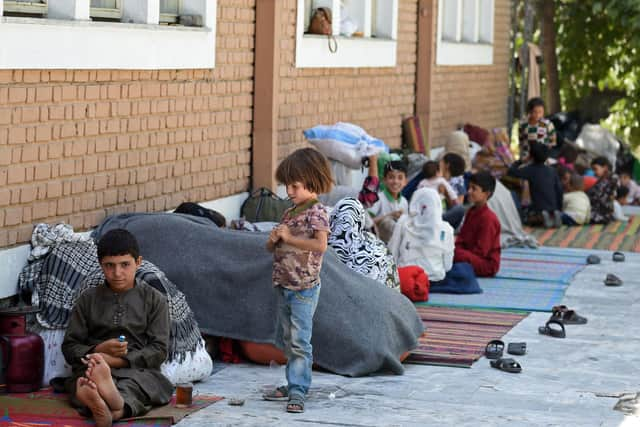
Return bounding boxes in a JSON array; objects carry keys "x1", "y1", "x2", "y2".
[{"x1": 93, "y1": 213, "x2": 423, "y2": 377}]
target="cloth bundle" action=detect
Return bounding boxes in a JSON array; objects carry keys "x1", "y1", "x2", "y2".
[{"x1": 398, "y1": 266, "x2": 429, "y2": 302}]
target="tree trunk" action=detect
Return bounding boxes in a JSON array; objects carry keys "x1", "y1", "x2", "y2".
[{"x1": 541, "y1": 0, "x2": 561, "y2": 114}]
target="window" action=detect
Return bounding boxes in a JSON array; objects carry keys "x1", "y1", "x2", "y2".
[
  {"x1": 436, "y1": 0, "x2": 494, "y2": 66},
  {"x1": 3, "y1": 0, "x2": 46, "y2": 17},
  {"x1": 0, "y1": 0, "x2": 217, "y2": 69},
  {"x1": 90, "y1": 0, "x2": 122, "y2": 21},
  {"x1": 296, "y1": 0, "x2": 398, "y2": 68},
  {"x1": 159, "y1": 0, "x2": 179, "y2": 24}
]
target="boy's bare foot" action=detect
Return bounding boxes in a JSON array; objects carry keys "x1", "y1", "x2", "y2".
[
  {"x1": 85, "y1": 354, "x2": 124, "y2": 412},
  {"x1": 76, "y1": 377, "x2": 113, "y2": 427}
]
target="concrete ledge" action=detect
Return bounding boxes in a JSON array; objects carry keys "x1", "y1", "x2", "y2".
[{"x1": 0, "y1": 191, "x2": 248, "y2": 299}]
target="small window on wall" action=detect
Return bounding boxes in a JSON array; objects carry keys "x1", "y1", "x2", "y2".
[
  {"x1": 436, "y1": 0, "x2": 494, "y2": 66},
  {"x1": 3, "y1": 0, "x2": 47, "y2": 17},
  {"x1": 160, "y1": 0, "x2": 180, "y2": 24},
  {"x1": 90, "y1": 0, "x2": 122, "y2": 21},
  {"x1": 296, "y1": 0, "x2": 398, "y2": 68}
]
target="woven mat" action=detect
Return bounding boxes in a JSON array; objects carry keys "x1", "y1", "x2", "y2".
[
  {"x1": 0, "y1": 388, "x2": 223, "y2": 426},
  {"x1": 405, "y1": 306, "x2": 528, "y2": 368},
  {"x1": 524, "y1": 216, "x2": 640, "y2": 252}
]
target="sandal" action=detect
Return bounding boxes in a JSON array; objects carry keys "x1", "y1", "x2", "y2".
[
  {"x1": 263, "y1": 385, "x2": 289, "y2": 401},
  {"x1": 490, "y1": 357, "x2": 522, "y2": 373},
  {"x1": 507, "y1": 342, "x2": 527, "y2": 356},
  {"x1": 612, "y1": 251, "x2": 625, "y2": 262},
  {"x1": 586, "y1": 254, "x2": 601, "y2": 265},
  {"x1": 286, "y1": 395, "x2": 305, "y2": 413},
  {"x1": 485, "y1": 339, "x2": 504, "y2": 359},
  {"x1": 551, "y1": 308, "x2": 587, "y2": 325},
  {"x1": 604, "y1": 274, "x2": 623, "y2": 287},
  {"x1": 538, "y1": 319, "x2": 566, "y2": 338}
]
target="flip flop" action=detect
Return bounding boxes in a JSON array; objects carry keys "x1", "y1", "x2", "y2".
[
  {"x1": 286, "y1": 395, "x2": 305, "y2": 413},
  {"x1": 507, "y1": 342, "x2": 527, "y2": 356},
  {"x1": 551, "y1": 309, "x2": 588, "y2": 325},
  {"x1": 538, "y1": 319, "x2": 566, "y2": 338},
  {"x1": 612, "y1": 252, "x2": 625, "y2": 262},
  {"x1": 604, "y1": 274, "x2": 623, "y2": 287},
  {"x1": 586, "y1": 254, "x2": 601, "y2": 265},
  {"x1": 263, "y1": 385, "x2": 288, "y2": 401},
  {"x1": 551, "y1": 305, "x2": 568, "y2": 314},
  {"x1": 485, "y1": 339, "x2": 505, "y2": 359},
  {"x1": 490, "y1": 358, "x2": 522, "y2": 373}
]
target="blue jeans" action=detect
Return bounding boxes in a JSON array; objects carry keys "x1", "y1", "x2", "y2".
[{"x1": 276, "y1": 284, "x2": 321, "y2": 399}]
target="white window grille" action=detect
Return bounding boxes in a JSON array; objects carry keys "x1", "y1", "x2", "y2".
[
  {"x1": 296, "y1": 0, "x2": 398, "y2": 68},
  {"x1": 90, "y1": 0, "x2": 122, "y2": 21},
  {"x1": 436, "y1": 0, "x2": 494, "y2": 65},
  {"x1": 3, "y1": 0, "x2": 46, "y2": 17}
]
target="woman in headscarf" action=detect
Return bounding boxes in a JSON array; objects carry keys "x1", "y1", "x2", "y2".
[
  {"x1": 388, "y1": 187, "x2": 454, "y2": 282},
  {"x1": 328, "y1": 198, "x2": 400, "y2": 290}
]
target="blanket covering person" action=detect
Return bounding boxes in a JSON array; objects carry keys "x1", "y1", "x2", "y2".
[
  {"x1": 487, "y1": 181, "x2": 538, "y2": 248},
  {"x1": 388, "y1": 188, "x2": 454, "y2": 282},
  {"x1": 328, "y1": 198, "x2": 400, "y2": 289},
  {"x1": 93, "y1": 212, "x2": 424, "y2": 377}
]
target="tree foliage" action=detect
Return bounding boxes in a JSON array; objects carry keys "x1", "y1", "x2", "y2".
[{"x1": 555, "y1": 0, "x2": 640, "y2": 147}]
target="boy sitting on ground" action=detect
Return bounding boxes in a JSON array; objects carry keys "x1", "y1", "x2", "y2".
[
  {"x1": 367, "y1": 160, "x2": 409, "y2": 243},
  {"x1": 619, "y1": 170, "x2": 640, "y2": 205},
  {"x1": 587, "y1": 156, "x2": 616, "y2": 224},
  {"x1": 508, "y1": 142, "x2": 563, "y2": 228},
  {"x1": 454, "y1": 171, "x2": 501, "y2": 277},
  {"x1": 62, "y1": 229, "x2": 173, "y2": 427},
  {"x1": 559, "y1": 167, "x2": 591, "y2": 226}
]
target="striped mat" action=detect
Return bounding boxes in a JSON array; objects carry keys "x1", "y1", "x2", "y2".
[
  {"x1": 496, "y1": 258, "x2": 583, "y2": 283},
  {"x1": 525, "y1": 215, "x2": 640, "y2": 252},
  {"x1": 405, "y1": 306, "x2": 528, "y2": 368}
]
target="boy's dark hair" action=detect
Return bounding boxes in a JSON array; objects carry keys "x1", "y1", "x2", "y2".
[
  {"x1": 617, "y1": 185, "x2": 630, "y2": 199},
  {"x1": 469, "y1": 171, "x2": 496, "y2": 197},
  {"x1": 529, "y1": 142, "x2": 549, "y2": 164},
  {"x1": 383, "y1": 160, "x2": 408, "y2": 177},
  {"x1": 527, "y1": 97, "x2": 545, "y2": 113},
  {"x1": 569, "y1": 173, "x2": 584, "y2": 192},
  {"x1": 275, "y1": 148, "x2": 333, "y2": 194},
  {"x1": 421, "y1": 160, "x2": 439, "y2": 179},
  {"x1": 591, "y1": 156, "x2": 611, "y2": 170},
  {"x1": 559, "y1": 143, "x2": 578, "y2": 164},
  {"x1": 619, "y1": 169, "x2": 632, "y2": 178},
  {"x1": 555, "y1": 164, "x2": 570, "y2": 180},
  {"x1": 97, "y1": 229, "x2": 140, "y2": 261},
  {"x1": 442, "y1": 152, "x2": 465, "y2": 177}
]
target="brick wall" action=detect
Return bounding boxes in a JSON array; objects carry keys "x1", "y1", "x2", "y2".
[
  {"x1": 276, "y1": 0, "x2": 419, "y2": 159},
  {"x1": 429, "y1": 0, "x2": 510, "y2": 147},
  {"x1": 0, "y1": 0, "x2": 255, "y2": 247}
]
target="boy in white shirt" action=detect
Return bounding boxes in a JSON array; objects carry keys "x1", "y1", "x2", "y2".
[{"x1": 368, "y1": 161, "x2": 408, "y2": 243}]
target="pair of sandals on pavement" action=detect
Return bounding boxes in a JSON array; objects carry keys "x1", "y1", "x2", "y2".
[
  {"x1": 586, "y1": 252, "x2": 625, "y2": 286},
  {"x1": 538, "y1": 305, "x2": 588, "y2": 339},
  {"x1": 486, "y1": 340, "x2": 526, "y2": 373},
  {"x1": 263, "y1": 386, "x2": 305, "y2": 413}
]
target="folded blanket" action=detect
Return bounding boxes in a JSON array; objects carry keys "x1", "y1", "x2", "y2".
[{"x1": 93, "y1": 213, "x2": 424, "y2": 377}]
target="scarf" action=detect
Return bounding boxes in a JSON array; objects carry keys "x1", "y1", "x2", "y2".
[
  {"x1": 328, "y1": 198, "x2": 399, "y2": 289},
  {"x1": 407, "y1": 187, "x2": 445, "y2": 243}
]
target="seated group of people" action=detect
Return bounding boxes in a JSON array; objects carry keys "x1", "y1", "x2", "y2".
[{"x1": 510, "y1": 97, "x2": 639, "y2": 228}]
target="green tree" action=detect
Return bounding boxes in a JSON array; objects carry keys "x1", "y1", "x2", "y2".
[{"x1": 555, "y1": 0, "x2": 640, "y2": 147}]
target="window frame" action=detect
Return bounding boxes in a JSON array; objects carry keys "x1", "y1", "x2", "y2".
[
  {"x1": 295, "y1": 0, "x2": 398, "y2": 68},
  {"x1": 436, "y1": 0, "x2": 495, "y2": 66},
  {"x1": 0, "y1": 0, "x2": 217, "y2": 70},
  {"x1": 159, "y1": 0, "x2": 180, "y2": 24}
]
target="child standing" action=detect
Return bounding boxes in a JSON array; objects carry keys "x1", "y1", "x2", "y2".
[
  {"x1": 454, "y1": 171, "x2": 501, "y2": 277},
  {"x1": 587, "y1": 156, "x2": 616, "y2": 224},
  {"x1": 368, "y1": 161, "x2": 409, "y2": 243},
  {"x1": 263, "y1": 148, "x2": 333, "y2": 414},
  {"x1": 518, "y1": 97, "x2": 557, "y2": 159},
  {"x1": 508, "y1": 142, "x2": 563, "y2": 228}
]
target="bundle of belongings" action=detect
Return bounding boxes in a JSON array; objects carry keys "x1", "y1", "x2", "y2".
[
  {"x1": 304, "y1": 122, "x2": 389, "y2": 169},
  {"x1": 93, "y1": 212, "x2": 424, "y2": 376},
  {"x1": 18, "y1": 223, "x2": 213, "y2": 387}
]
